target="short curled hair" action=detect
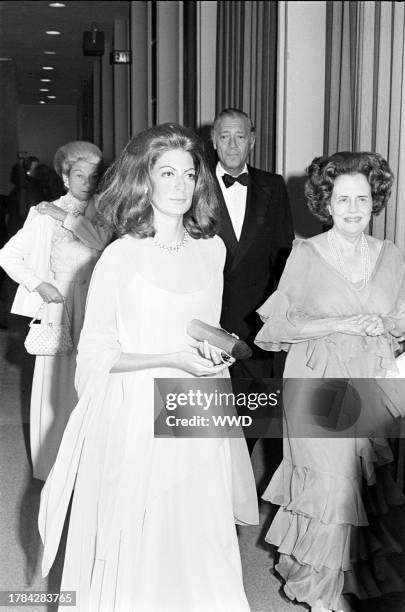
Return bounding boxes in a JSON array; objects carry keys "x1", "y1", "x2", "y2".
[
  {"x1": 53, "y1": 141, "x2": 103, "y2": 178},
  {"x1": 305, "y1": 151, "x2": 394, "y2": 222},
  {"x1": 97, "y1": 123, "x2": 220, "y2": 239}
]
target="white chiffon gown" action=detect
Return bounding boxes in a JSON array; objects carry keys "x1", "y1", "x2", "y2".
[{"x1": 39, "y1": 233, "x2": 259, "y2": 612}]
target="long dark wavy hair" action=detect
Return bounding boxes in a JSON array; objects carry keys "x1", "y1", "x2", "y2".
[
  {"x1": 97, "y1": 123, "x2": 220, "y2": 238},
  {"x1": 305, "y1": 151, "x2": 394, "y2": 222}
]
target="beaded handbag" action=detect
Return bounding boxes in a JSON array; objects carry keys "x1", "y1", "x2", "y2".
[{"x1": 24, "y1": 300, "x2": 74, "y2": 356}]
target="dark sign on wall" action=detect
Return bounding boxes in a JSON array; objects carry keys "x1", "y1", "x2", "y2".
[{"x1": 83, "y1": 30, "x2": 105, "y2": 56}]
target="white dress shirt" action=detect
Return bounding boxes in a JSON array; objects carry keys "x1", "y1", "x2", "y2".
[{"x1": 216, "y1": 162, "x2": 248, "y2": 241}]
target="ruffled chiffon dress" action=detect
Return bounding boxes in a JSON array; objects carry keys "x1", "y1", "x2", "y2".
[
  {"x1": 39, "y1": 234, "x2": 259, "y2": 611},
  {"x1": 255, "y1": 238, "x2": 405, "y2": 610}
]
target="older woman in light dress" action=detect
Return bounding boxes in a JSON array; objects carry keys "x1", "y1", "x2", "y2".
[
  {"x1": 0, "y1": 140, "x2": 111, "y2": 480},
  {"x1": 256, "y1": 152, "x2": 405, "y2": 612}
]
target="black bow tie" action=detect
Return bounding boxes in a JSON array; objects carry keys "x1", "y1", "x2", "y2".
[{"x1": 222, "y1": 172, "x2": 249, "y2": 188}]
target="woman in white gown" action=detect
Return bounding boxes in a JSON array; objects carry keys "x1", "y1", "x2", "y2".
[
  {"x1": 39, "y1": 124, "x2": 259, "y2": 611},
  {"x1": 0, "y1": 141, "x2": 110, "y2": 480}
]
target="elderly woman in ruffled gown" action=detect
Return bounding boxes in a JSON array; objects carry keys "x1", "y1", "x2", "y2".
[
  {"x1": 0, "y1": 141, "x2": 110, "y2": 480},
  {"x1": 39, "y1": 124, "x2": 258, "y2": 611},
  {"x1": 255, "y1": 152, "x2": 405, "y2": 612}
]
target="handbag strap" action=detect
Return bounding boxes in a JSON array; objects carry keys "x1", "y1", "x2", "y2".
[
  {"x1": 29, "y1": 302, "x2": 46, "y2": 327},
  {"x1": 28, "y1": 298, "x2": 73, "y2": 328}
]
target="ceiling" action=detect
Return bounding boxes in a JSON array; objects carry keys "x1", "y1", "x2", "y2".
[{"x1": 0, "y1": 0, "x2": 130, "y2": 105}]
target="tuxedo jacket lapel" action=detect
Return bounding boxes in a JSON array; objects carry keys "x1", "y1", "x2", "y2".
[
  {"x1": 215, "y1": 177, "x2": 238, "y2": 258},
  {"x1": 230, "y1": 168, "x2": 269, "y2": 271}
]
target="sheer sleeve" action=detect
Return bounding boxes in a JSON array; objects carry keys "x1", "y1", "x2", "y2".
[
  {"x1": 75, "y1": 243, "x2": 122, "y2": 396},
  {"x1": 0, "y1": 208, "x2": 45, "y2": 291},
  {"x1": 393, "y1": 254, "x2": 405, "y2": 315},
  {"x1": 215, "y1": 234, "x2": 227, "y2": 270},
  {"x1": 255, "y1": 240, "x2": 311, "y2": 351},
  {"x1": 212, "y1": 236, "x2": 226, "y2": 325},
  {"x1": 40, "y1": 242, "x2": 123, "y2": 577},
  {"x1": 384, "y1": 247, "x2": 405, "y2": 341},
  {"x1": 63, "y1": 213, "x2": 111, "y2": 251}
]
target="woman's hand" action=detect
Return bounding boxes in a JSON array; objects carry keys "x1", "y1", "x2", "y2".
[
  {"x1": 35, "y1": 282, "x2": 64, "y2": 304},
  {"x1": 198, "y1": 339, "x2": 235, "y2": 366},
  {"x1": 336, "y1": 314, "x2": 389, "y2": 336},
  {"x1": 172, "y1": 349, "x2": 231, "y2": 376},
  {"x1": 362, "y1": 314, "x2": 388, "y2": 336},
  {"x1": 37, "y1": 201, "x2": 68, "y2": 222}
]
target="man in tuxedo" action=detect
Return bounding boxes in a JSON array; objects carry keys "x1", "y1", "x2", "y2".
[{"x1": 211, "y1": 108, "x2": 294, "y2": 449}]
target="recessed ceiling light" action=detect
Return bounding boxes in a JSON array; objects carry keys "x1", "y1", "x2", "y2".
[
  {"x1": 44, "y1": 51, "x2": 56, "y2": 55},
  {"x1": 47, "y1": 95, "x2": 56, "y2": 99},
  {"x1": 45, "y1": 31, "x2": 61, "y2": 36},
  {"x1": 39, "y1": 101, "x2": 46, "y2": 104},
  {"x1": 49, "y1": 2, "x2": 66, "y2": 7},
  {"x1": 42, "y1": 66, "x2": 54, "y2": 70},
  {"x1": 40, "y1": 88, "x2": 49, "y2": 92},
  {"x1": 40, "y1": 78, "x2": 51, "y2": 82}
]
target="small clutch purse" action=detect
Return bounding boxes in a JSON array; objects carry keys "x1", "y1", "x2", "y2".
[
  {"x1": 24, "y1": 300, "x2": 74, "y2": 356},
  {"x1": 187, "y1": 319, "x2": 252, "y2": 360}
]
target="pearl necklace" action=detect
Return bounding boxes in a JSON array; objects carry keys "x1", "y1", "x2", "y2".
[
  {"x1": 152, "y1": 230, "x2": 189, "y2": 253},
  {"x1": 327, "y1": 228, "x2": 370, "y2": 290}
]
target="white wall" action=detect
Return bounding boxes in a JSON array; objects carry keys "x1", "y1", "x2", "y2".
[
  {"x1": 277, "y1": 1, "x2": 327, "y2": 237},
  {"x1": 156, "y1": 1, "x2": 180, "y2": 123},
  {"x1": 18, "y1": 105, "x2": 77, "y2": 167},
  {"x1": 197, "y1": 1, "x2": 217, "y2": 128}
]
